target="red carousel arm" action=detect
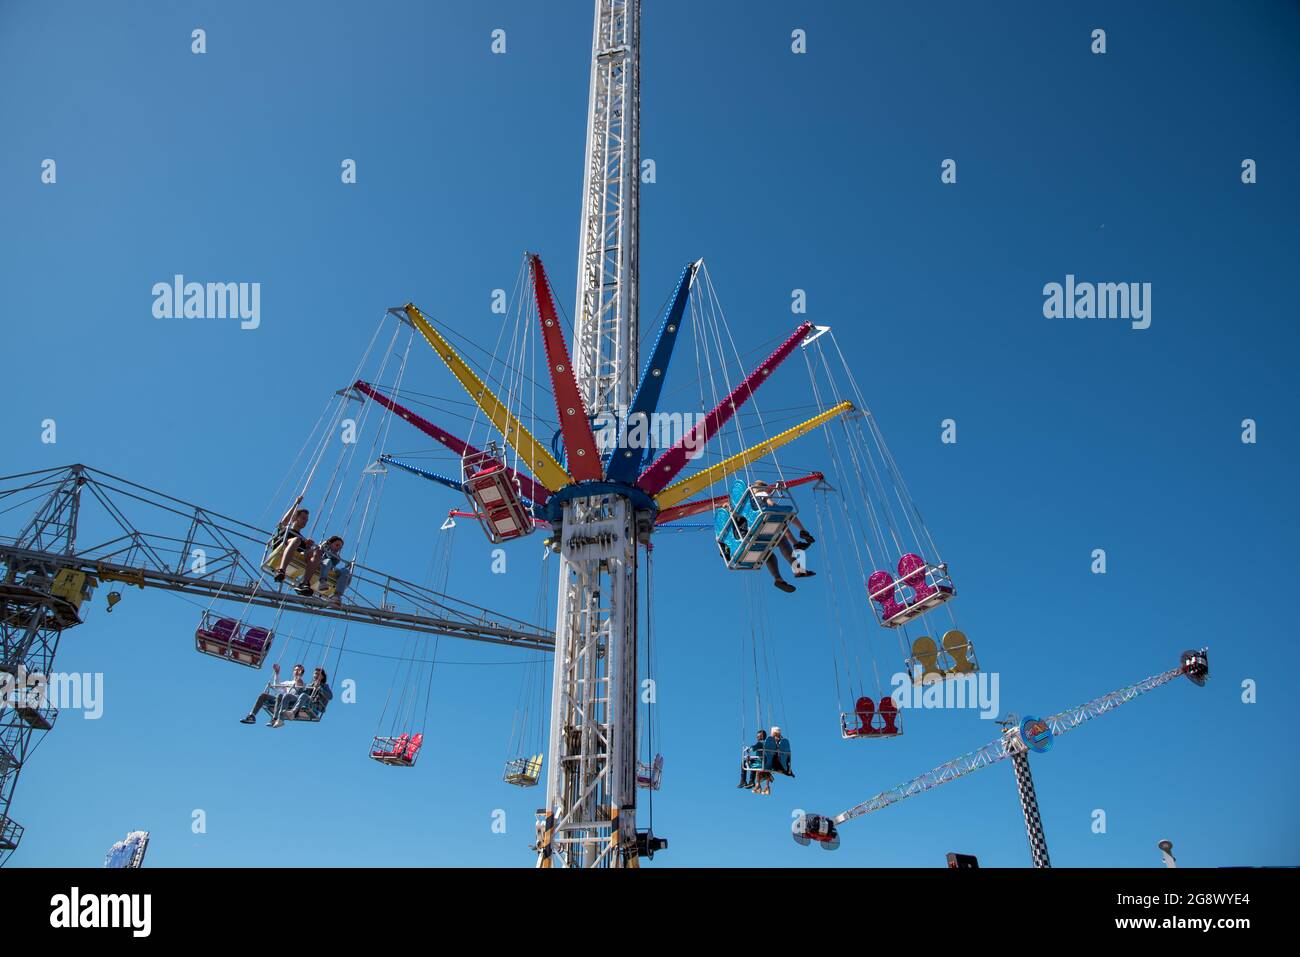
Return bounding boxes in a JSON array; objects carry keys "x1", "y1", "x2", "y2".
[
  {"x1": 654, "y1": 471, "x2": 824, "y2": 524},
  {"x1": 532, "y1": 254, "x2": 603, "y2": 482},
  {"x1": 635, "y1": 321, "x2": 814, "y2": 495},
  {"x1": 353, "y1": 380, "x2": 551, "y2": 506}
]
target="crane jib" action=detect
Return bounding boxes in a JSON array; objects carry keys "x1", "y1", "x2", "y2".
[{"x1": 830, "y1": 650, "x2": 1209, "y2": 829}]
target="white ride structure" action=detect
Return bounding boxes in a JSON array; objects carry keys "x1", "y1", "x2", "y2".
[{"x1": 539, "y1": 0, "x2": 646, "y2": 868}]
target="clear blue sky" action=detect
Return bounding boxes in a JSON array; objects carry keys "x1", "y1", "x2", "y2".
[{"x1": 1, "y1": 0, "x2": 1296, "y2": 868}]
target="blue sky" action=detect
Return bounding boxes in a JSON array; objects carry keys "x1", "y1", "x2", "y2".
[{"x1": 1, "y1": 0, "x2": 1296, "y2": 867}]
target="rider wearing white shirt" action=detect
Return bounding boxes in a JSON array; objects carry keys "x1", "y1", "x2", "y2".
[{"x1": 240, "y1": 663, "x2": 305, "y2": 727}]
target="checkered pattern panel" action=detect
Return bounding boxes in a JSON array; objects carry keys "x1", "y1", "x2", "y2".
[{"x1": 1010, "y1": 750, "x2": 1052, "y2": 868}]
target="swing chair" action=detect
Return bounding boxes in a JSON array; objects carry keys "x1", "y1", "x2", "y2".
[
  {"x1": 248, "y1": 331, "x2": 403, "y2": 716},
  {"x1": 370, "y1": 519, "x2": 448, "y2": 766},
  {"x1": 280, "y1": 680, "x2": 333, "y2": 722},
  {"x1": 634, "y1": 550, "x2": 665, "y2": 792},
  {"x1": 741, "y1": 733, "x2": 793, "y2": 795},
  {"x1": 259, "y1": 308, "x2": 415, "y2": 607},
  {"x1": 243, "y1": 622, "x2": 339, "y2": 728},
  {"x1": 195, "y1": 570, "x2": 283, "y2": 671},
  {"x1": 462, "y1": 444, "x2": 535, "y2": 544},
  {"x1": 195, "y1": 610, "x2": 273, "y2": 669},
  {"x1": 368, "y1": 665, "x2": 430, "y2": 763},
  {"x1": 504, "y1": 754, "x2": 543, "y2": 787},
  {"x1": 349, "y1": 256, "x2": 570, "y2": 548},
  {"x1": 504, "y1": 552, "x2": 551, "y2": 787},
  {"x1": 799, "y1": 326, "x2": 980, "y2": 700},
  {"x1": 737, "y1": 576, "x2": 795, "y2": 794},
  {"x1": 371, "y1": 732, "x2": 424, "y2": 766},
  {"x1": 809, "y1": 484, "x2": 906, "y2": 741},
  {"x1": 867, "y1": 552, "x2": 955, "y2": 628},
  {"x1": 714, "y1": 479, "x2": 798, "y2": 570},
  {"x1": 368, "y1": 661, "x2": 430, "y2": 760},
  {"x1": 839, "y1": 694, "x2": 902, "y2": 739},
  {"x1": 260, "y1": 540, "x2": 349, "y2": 599},
  {"x1": 905, "y1": 628, "x2": 979, "y2": 684},
  {"x1": 635, "y1": 754, "x2": 664, "y2": 790}
]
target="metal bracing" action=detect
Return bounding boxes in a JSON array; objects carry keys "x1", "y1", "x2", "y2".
[
  {"x1": 11, "y1": 468, "x2": 81, "y2": 556},
  {"x1": 0, "y1": 464, "x2": 554, "y2": 864},
  {"x1": 572, "y1": 0, "x2": 640, "y2": 416},
  {"x1": 1045, "y1": 665, "x2": 1187, "y2": 739},
  {"x1": 539, "y1": 0, "x2": 642, "y2": 868},
  {"x1": 827, "y1": 654, "x2": 1204, "y2": 866},
  {"x1": 0, "y1": 597, "x2": 67, "y2": 862},
  {"x1": 833, "y1": 660, "x2": 1193, "y2": 828},
  {"x1": 0, "y1": 467, "x2": 552, "y2": 651},
  {"x1": 543, "y1": 498, "x2": 636, "y2": 867},
  {"x1": 0, "y1": 468, "x2": 84, "y2": 863}
]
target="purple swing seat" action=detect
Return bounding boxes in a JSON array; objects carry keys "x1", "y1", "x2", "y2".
[
  {"x1": 239, "y1": 627, "x2": 271, "y2": 650},
  {"x1": 195, "y1": 613, "x2": 272, "y2": 669}
]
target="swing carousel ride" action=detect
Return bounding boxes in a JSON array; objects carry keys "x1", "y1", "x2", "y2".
[{"x1": 0, "y1": 0, "x2": 1205, "y2": 868}]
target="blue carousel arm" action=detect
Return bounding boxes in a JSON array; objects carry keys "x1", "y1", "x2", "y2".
[
  {"x1": 381, "y1": 454, "x2": 548, "y2": 521},
  {"x1": 604, "y1": 261, "x2": 699, "y2": 482},
  {"x1": 380, "y1": 454, "x2": 465, "y2": 493}
]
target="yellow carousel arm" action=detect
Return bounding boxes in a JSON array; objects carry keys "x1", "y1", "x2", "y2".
[
  {"x1": 404, "y1": 303, "x2": 572, "y2": 492},
  {"x1": 653, "y1": 401, "x2": 854, "y2": 510}
]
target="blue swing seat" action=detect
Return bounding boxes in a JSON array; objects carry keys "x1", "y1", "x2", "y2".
[
  {"x1": 280, "y1": 684, "x2": 332, "y2": 723},
  {"x1": 714, "y1": 479, "x2": 797, "y2": 571}
]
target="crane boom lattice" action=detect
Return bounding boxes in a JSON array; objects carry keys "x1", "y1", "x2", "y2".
[{"x1": 828, "y1": 650, "x2": 1209, "y2": 869}]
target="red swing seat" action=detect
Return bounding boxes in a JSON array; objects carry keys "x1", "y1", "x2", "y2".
[
  {"x1": 462, "y1": 450, "x2": 534, "y2": 543},
  {"x1": 840, "y1": 695, "x2": 902, "y2": 739},
  {"x1": 370, "y1": 732, "x2": 423, "y2": 767}
]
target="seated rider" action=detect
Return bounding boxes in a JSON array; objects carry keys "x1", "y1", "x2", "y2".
[
  {"x1": 240, "y1": 662, "x2": 304, "y2": 728},
  {"x1": 749, "y1": 481, "x2": 816, "y2": 595},
  {"x1": 271, "y1": 495, "x2": 313, "y2": 584},
  {"x1": 302, "y1": 535, "x2": 351, "y2": 603},
  {"x1": 769, "y1": 725, "x2": 793, "y2": 777},
  {"x1": 284, "y1": 667, "x2": 333, "y2": 719},
  {"x1": 754, "y1": 743, "x2": 774, "y2": 796},
  {"x1": 788, "y1": 513, "x2": 815, "y2": 550},
  {"x1": 738, "y1": 729, "x2": 767, "y2": 789}
]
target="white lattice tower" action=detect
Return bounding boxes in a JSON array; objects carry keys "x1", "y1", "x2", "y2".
[{"x1": 539, "y1": 0, "x2": 642, "y2": 868}]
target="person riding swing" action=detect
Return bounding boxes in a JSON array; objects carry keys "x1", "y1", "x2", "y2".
[
  {"x1": 283, "y1": 667, "x2": 333, "y2": 720},
  {"x1": 240, "y1": 662, "x2": 305, "y2": 728},
  {"x1": 749, "y1": 481, "x2": 817, "y2": 594},
  {"x1": 270, "y1": 495, "x2": 313, "y2": 584},
  {"x1": 738, "y1": 729, "x2": 767, "y2": 789},
  {"x1": 301, "y1": 535, "x2": 351, "y2": 603}
]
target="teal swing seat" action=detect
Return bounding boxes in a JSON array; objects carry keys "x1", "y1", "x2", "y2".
[{"x1": 714, "y1": 479, "x2": 797, "y2": 571}]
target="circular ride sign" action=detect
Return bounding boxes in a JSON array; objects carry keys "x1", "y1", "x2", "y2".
[{"x1": 1019, "y1": 715, "x2": 1053, "y2": 753}]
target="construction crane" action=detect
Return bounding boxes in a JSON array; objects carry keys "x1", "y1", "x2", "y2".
[
  {"x1": 0, "y1": 464, "x2": 552, "y2": 864},
  {"x1": 794, "y1": 649, "x2": 1210, "y2": 866}
]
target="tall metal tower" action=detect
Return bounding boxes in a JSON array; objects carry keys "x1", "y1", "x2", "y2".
[
  {"x1": 0, "y1": 468, "x2": 88, "y2": 864},
  {"x1": 539, "y1": 0, "x2": 643, "y2": 868}
]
